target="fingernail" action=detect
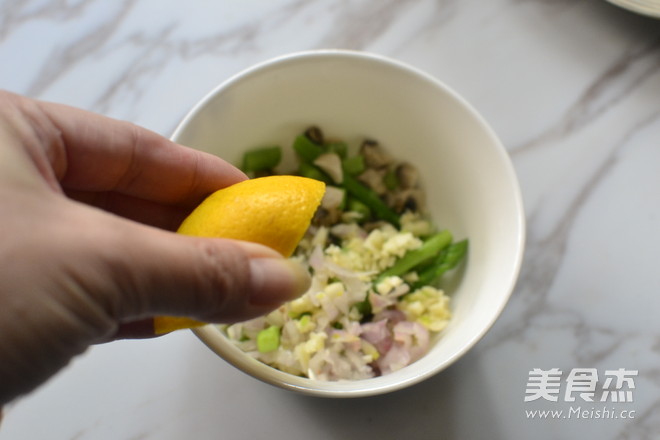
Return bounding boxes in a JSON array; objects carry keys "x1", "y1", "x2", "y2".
[{"x1": 248, "y1": 258, "x2": 310, "y2": 306}]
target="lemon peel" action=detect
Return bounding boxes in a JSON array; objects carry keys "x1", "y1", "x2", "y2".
[{"x1": 154, "y1": 176, "x2": 325, "y2": 334}]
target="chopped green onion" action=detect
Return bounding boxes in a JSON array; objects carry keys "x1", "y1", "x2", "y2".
[
  {"x1": 298, "y1": 162, "x2": 332, "y2": 184},
  {"x1": 353, "y1": 296, "x2": 372, "y2": 320},
  {"x1": 299, "y1": 314, "x2": 312, "y2": 327},
  {"x1": 347, "y1": 197, "x2": 371, "y2": 221},
  {"x1": 242, "y1": 146, "x2": 282, "y2": 172},
  {"x1": 342, "y1": 174, "x2": 400, "y2": 227},
  {"x1": 413, "y1": 239, "x2": 468, "y2": 289},
  {"x1": 377, "y1": 230, "x2": 452, "y2": 283},
  {"x1": 257, "y1": 325, "x2": 281, "y2": 353},
  {"x1": 293, "y1": 134, "x2": 325, "y2": 162},
  {"x1": 325, "y1": 141, "x2": 348, "y2": 158},
  {"x1": 289, "y1": 310, "x2": 312, "y2": 319},
  {"x1": 342, "y1": 155, "x2": 366, "y2": 176}
]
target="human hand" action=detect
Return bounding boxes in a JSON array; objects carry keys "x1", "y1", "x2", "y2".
[{"x1": 0, "y1": 91, "x2": 310, "y2": 405}]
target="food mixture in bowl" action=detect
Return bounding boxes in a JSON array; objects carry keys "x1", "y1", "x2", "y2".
[{"x1": 221, "y1": 127, "x2": 467, "y2": 381}]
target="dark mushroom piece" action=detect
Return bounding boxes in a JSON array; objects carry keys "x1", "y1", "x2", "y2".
[
  {"x1": 357, "y1": 168, "x2": 388, "y2": 196},
  {"x1": 395, "y1": 163, "x2": 419, "y2": 189},
  {"x1": 314, "y1": 186, "x2": 345, "y2": 227},
  {"x1": 392, "y1": 188, "x2": 425, "y2": 214},
  {"x1": 313, "y1": 206, "x2": 341, "y2": 227},
  {"x1": 360, "y1": 140, "x2": 393, "y2": 169},
  {"x1": 305, "y1": 126, "x2": 324, "y2": 145}
]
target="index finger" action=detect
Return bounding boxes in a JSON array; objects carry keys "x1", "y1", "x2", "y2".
[{"x1": 39, "y1": 99, "x2": 247, "y2": 206}]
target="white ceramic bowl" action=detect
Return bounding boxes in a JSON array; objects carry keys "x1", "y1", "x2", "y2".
[
  {"x1": 171, "y1": 50, "x2": 525, "y2": 398},
  {"x1": 606, "y1": 0, "x2": 660, "y2": 18}
]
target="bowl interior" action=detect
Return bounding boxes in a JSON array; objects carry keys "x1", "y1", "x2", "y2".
[{"x1": 172, "y1": 51, "x2": 525, "y2": 397}]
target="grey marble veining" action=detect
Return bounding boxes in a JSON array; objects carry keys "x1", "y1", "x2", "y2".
[{"x1": 1, "y1": 0, "x2": 659, "y2": 439}]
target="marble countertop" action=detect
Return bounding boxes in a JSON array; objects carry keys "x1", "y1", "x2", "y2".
[{"x1": 2, "y1": 1, "x2": 660, "y2": 439}]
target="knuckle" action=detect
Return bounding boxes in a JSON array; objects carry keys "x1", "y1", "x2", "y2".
[{"x1": 192, "y1": 239, "x2": 251, "y2": 316}]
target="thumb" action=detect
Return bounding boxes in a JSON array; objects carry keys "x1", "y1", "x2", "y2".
[{"x1": 89, "y1": 214, "x2": 311, "y2": 338}]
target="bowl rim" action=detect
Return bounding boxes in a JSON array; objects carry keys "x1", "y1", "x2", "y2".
[
  {"x1": 606, "y1": 0, "x2": 660, "y2": 18},
  {"x1": 172, "y1": 49, "x2": 526, "y2": 398}
]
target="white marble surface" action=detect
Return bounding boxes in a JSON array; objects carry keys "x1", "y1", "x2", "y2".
[{"x1": 2, "y1": 1, "x2": 660, "y2": 439}]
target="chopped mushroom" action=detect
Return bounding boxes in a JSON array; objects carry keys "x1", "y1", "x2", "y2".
[
  {"x1": 360, "y1": 140, "x2": 393, "y2": 169},
  {"x1": 395, "y1": 163, "x2": 419, "y2": 189},
  {"x1": 315, "y1": 186, "x2": 346, "y2": 226},
  {"x1": 312, "y1": 206, "x2": 341, "y2": 226},
  {"x1": 314, "y1": 153, "x2": 344, "y2": 184},
  {"x1": 357, "y1": 168, "x2": 388, "y2": 196},
  {"x1": 391, "y1": 188, "x2": 424, "y2": 213},
  {"x1": 227, "y1": 126, "x2": 467, "y2": 381},
  {"x1": 304, "y1": 126, "x2": 324, "y2": 145},
  {"x1": 321, "y1": 186, "x2": 345, "y2": 210}
]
